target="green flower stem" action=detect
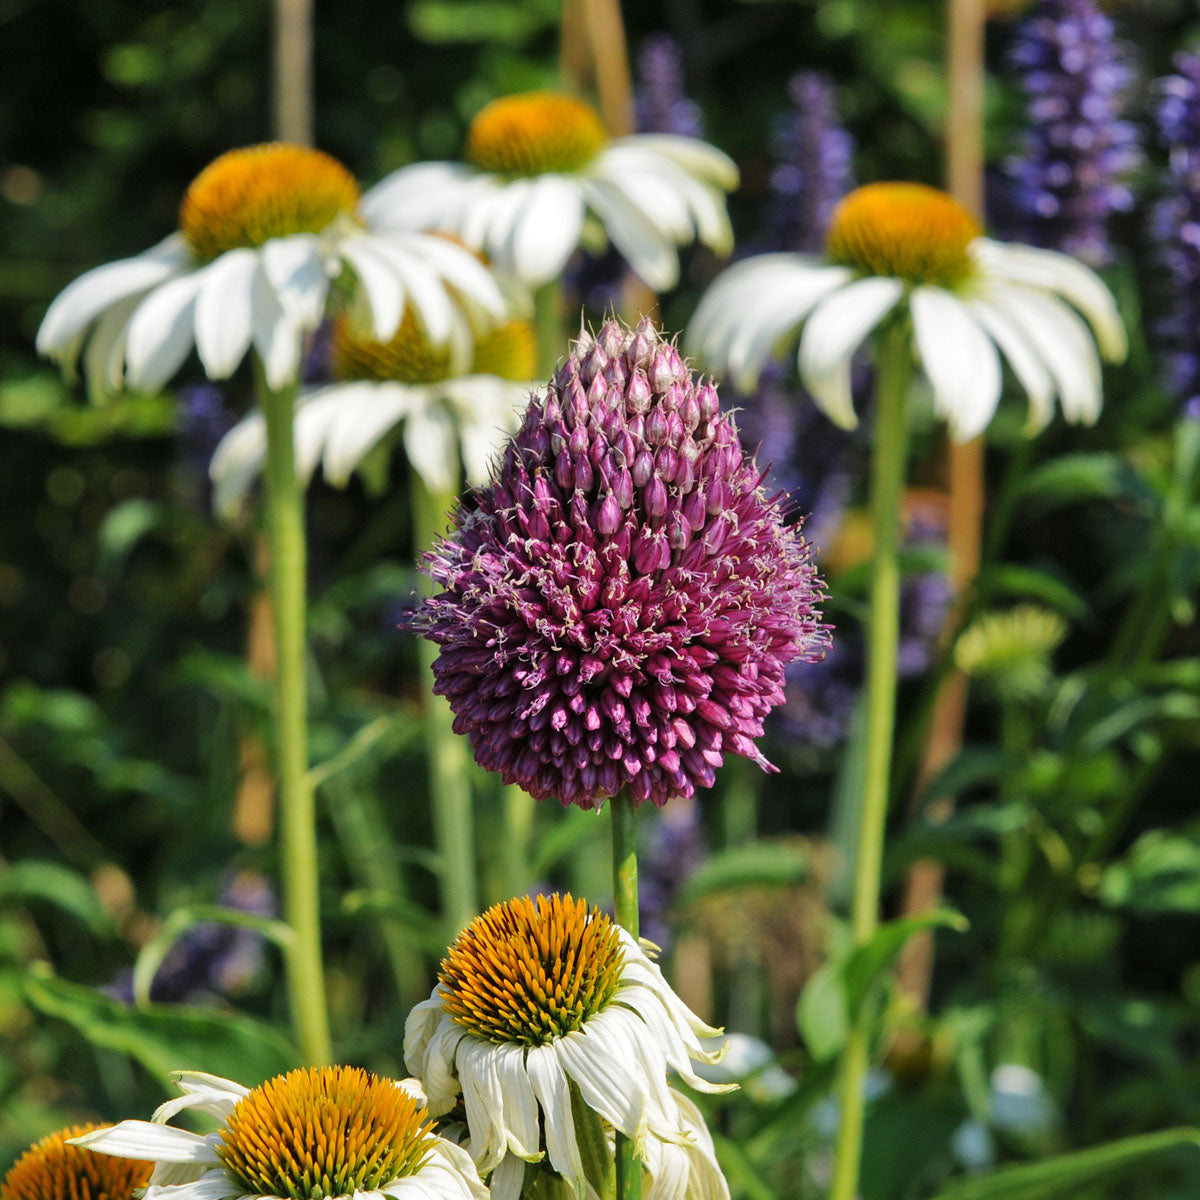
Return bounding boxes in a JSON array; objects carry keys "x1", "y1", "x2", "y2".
[
  {"x1": 259, "y1": 366, "x2": 331, "y2": 1067},
  {"x1": 610, "y1": 791, "x2": 642, "y2": 1200},
  {"x1": 534, "y1": 281, "x2": 566, "y2": 379},
  {"x1": 411, "y1": 472, "x2": 478, "y2": 937},
  {"x1": 829, "y1": 319, "x2": 911, "y2": 1200},
  {"x1": 501, "y1": 782, "x2": 535, "y2": 899}
]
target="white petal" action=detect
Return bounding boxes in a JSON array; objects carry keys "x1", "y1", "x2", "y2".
[
  {"x1": 487, "y1": 1154, "x2": 527, "y2": 1200},
  {"x1": 971, "y1": 239, "x2": 1126, "y2": 362},
  {"x1": 361, "y1": 162, "x2": 475, "y2": 231},
  {"x1": 477, "y1": 182, "x2": 538, "y2": 274},
  {"x1": 401, "y1": 233, "x2": 508, "y2": 319},
  {"x1": 493, "y1": 1042, "x2": 542, "y2": 1160},
  {"x1": 209, "y1": 412, "x2": 266, "y2": 518},
  {"x1": 403, "y1": 400, "x2": 458, "y2": 494},
  {"x1": 293, "y1": 387, "x2": 354, "y2": 483},
  {"x1": 405, "y1": 1002, "x2": 468, "y2": 1114},
  {"x1": 525, "y1": 1044, "x2": 584, "y2": 1196},
  {"x1": 125, "y1": 270, "x2": 207, "y2": 392},
  {"x1": 153, "y1": 1072, "x2": 249, "y2": 1124},
  {"x1": 251, "y1": 268, "x2": 303, "y2": 389},
  {"x1": 37, "y1": 235, "x2": 189, "y2": 363},
  {"x1": 455, "y1": 1036, "x2": 510, "y2": 1173},
  {"x1": 319, "y1": 381, "x2": 414, "y2": 485},
  {"x1": 609, "y1": 135, "x2": 739, "y2": 192},
  {"x1": 442, "y1": 377, "x2": 528, "y2": 485},
  {"x1": 987, "y1": 282, "x2": 1102, "y2": 424},
  {"x1": 143, "y1": 1169, "x2": 242, "y2": 1200},
  {"x1": 910, "y1": 286, "x2": 1002, "y2": 441},
  {"x1": 194, "y1": 249, "x2": 258, "y2": 379},
  {"x1": 82, "y1": 294, "x2": 139, "y2": 398},
  {"x1": 798, "y1": 276, "x2": 903, "y2": 429},
  {"x1": 594, "y1": 153, "x2": 695, "y2": 243},
  {"x1": 555, "y1": 1014, "x2": 653, "y2": 1146},
  {"x1": 965, "y1": 297, "x2": 1055, "y2": 431},
  {"x1": 365, "y1": 238, "x2": 456, "y2": 346},
  {"x1": 582, "y1": 177, "x2": 679, "y2": 291},
  {"x1": 71, "y1": 1122, "x2": 219, "y2": 1164},
  {"x1": 261, "y1": 234, "x2": 329, "y2": 329},
  {"x1": 507, "y1": 176, "x2": 585, "y2": 287},
  {"x1": 341, "y1": 236, "x2": 406, "y2": 341}
]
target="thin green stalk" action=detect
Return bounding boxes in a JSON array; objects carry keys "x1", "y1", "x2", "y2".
[
  {"x1": 534, "y1": 281, "x2": 566, "y2": 378},
  {"x1": 829, "y1": 320, "x2": 911, "y2": 1200},
  {"x1": 501, "y1": 782, "x2": 535, "y2": 899},
  {"x1": 259, "y1": 366, "x2": 331, "y2": 1066},
  {"x1": 610, "y1": 792, "x2": 642, "y2": 1200},
  {"x1": 411, "y1": 472, "x2": 478, "y2": 937}
]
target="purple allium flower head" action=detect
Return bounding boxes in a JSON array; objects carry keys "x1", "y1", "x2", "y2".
[
  {"x1": 1006, "y1": 0, "x2": 1140, "y2": 267},
  {"x1": 635, "y1": 34, "x2": 704, "y2": 138},
  {"x1": 414, "y1": 318, "x2": 830, "y2": 809},
  {"x1": 1152, "y1": 53, "x2": 1200, "y2": 415},
  {"x1": 766, "y1": 72, "x2": 855, "y2": 254}
]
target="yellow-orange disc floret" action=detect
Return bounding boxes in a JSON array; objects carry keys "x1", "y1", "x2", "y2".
[
  {"x1": 468, "y1": 319, "x2": 537, "y2": 381},
  {"x1": 181, "y1": 144, "x2": 361, "y2": 263},
  {"x1": 1, "y1": 1124, "x2": 150, "y2": 1200},
  {"x1": 825, "y1": 182, "x2": 981, "y2": 290},
  {"x1": 438, "y1": 894, "x2": 626, "y2": 1046},
  {"x1": 465, "y1": 92, "x2": 609, "y2": 177},
  {"x1": 217, "y1": 1066, "x2": 436, "y2": 1200}
]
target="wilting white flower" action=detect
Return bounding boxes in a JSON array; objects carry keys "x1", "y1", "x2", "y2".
[
  {"x1": 73, "y1": 1067, "x2": 487, "y2": 1200},
  {"x1": 37, "y1": 143, "x2": 508, "y2": 394},
  {"x1": 365, "y1": 91, "x2": 736, "y2": 291},
  {"x1": 405, "y1": 893, "x2": 733, "y2": 1200},
  {"x1": 687, "y1": 181, "x2": 1126, "y2": 440}
]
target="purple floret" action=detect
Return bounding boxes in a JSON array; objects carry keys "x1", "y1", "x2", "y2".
[
  {"x1": 1006, "y1": 0, "x2": 1140, "y2": 266},
  {"x1": 412, "y1": 319, "x2": 830, "y2": 810}
]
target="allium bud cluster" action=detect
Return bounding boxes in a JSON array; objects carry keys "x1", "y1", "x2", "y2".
[{"x1": 416, "y1": 318, "x2": 829, "y2": 809}]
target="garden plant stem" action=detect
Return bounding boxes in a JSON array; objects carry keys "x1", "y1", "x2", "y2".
[
  {"x1": 611, "y1": 791, "x2": 643, "y2": 1200},
  {"x1": 260, "y1": 368, "x2": 331, "y2": 1066},
  {"x1": 411, "y1": 473, "x2": 479, "y2": 937},
  {"x1": 829, "y1": 320, "x2": 911, "y2": 1200}
]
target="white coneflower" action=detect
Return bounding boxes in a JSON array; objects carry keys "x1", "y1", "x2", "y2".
[
  {"x1": 365, "y1": 91, "x2": 737, "y2": 291},
  {"x1": 687, "y1": 181, "x2": 1126, "y2": 440},
  {"x1": 74, "y1": 1067, "x2": 487, "y2": 1200},
  {"x1": 37, "y1": 143, "x2": 508, "y2": 394},
  {"x1": 405, "y1": 892, "x2": 733, "y2": 1200}
]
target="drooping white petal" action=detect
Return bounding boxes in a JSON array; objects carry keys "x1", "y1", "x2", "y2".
[
  {"x1": 492, "y1": 1042, "x2": 543, "y2": 1161},
  {"x1": 443, "y1": 377, "x2": 527, "y2": 485},
  {"x1": 193, "y1": 248, "x2": 258, "y2": 379},
  {"x1": 406, "y1": 1004, "x2": 469, "y2": 1114},
  {"x1": 487, "y1": 1153, "x2": 528, "y2": 1200},
  {"x1": 152, "y1": 1072, "x2": 250, "y2": 1124},
  {"x1": 250, "y1": 267, "x2": 303, "y2": 389},
  {"x1": 986, "y1": 281, "x2": 1102, "y2": 424},
  {"x1": 210, "y1": 413, "x2": 266, "y2": 518},
  {"x1": 341, "y1": 235, "x2": 407, "y2": 341},
  {"x1": 293, "y1": 387, "x2": 355, "y2": 483},
  {"x1": 400, "y1": 233, "x2": 509, "y2": 320},
  {"x1": 910, "y1": 286, "x2": 1002, "y2": 441},
  {"x1": 555, "y1": 1016, "x2": 653, "y2": 1149},
  {"x1": 403, "y1": 400, "x2": 458, "y2": 493},
  {"x1": 125, "y1": 270, "x2": 208, "y2": 392},
  {"x1": 456, "y1": 1035, "x2": 511, "y2": 1173},
  {"x1": 479, "y1": 181, "x2": 540, "y2": 276},
  {"x1": 525, "y1": 1043, "x2": 585, "y2": 1197},
  {"x1": 361, "y1": 161, "x2": 476, "y2": 231},
  {"x1": 798, "y1": 275, "x2": 904, "y2": 429},
  {"x1": 368, "y1": 240, "x2": 455, "y2": 347},
  {"x1": 721, "y1": 263, "x2": 853, "y2": 390},
  {"x1": 608, "y1": 135, "x2": 739, "y2": 192},
  {"x1": 143, "y1": 1168, "x2": 241, "y2": 1200},
  {"x1": 593, "y1": 153, "x2": 696, "y2": 243},
  {"x1": 318, "y1": 381, "x2": 414, "y2": 486},
  {"x1": 581, "y1": 177, "x2": 679, "y2": 291},
  {"x1": 971, "y1": 238, "x2": 1126, "y2": 362},
  {"x1": 82, "y1": 294, "x2": 140, "y2": 398},
  {"x1": 37, "y1": 234, "x2": 189, "y2": 363},
  {"x1": 261, "y1": 234, "x2": 329, "y2": 329},
  {"x1": 965, "y1": 297, "x2": 1055, "y2": 431},
  {"x1": 506, "y1": 175, "x2": 586, "y2": 287},
  {"x1": 71, "y1": 1122, "x2": 220, "y2": 1164}
]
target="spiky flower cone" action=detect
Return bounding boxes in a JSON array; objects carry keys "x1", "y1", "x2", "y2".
[{"x1": 414, "y1": 317, "x2": 829, "y2": 809}]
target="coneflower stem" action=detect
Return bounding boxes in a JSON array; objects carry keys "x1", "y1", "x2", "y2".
[
  {"x1": 534, "y1": 281, "x2": 566, "y2": 378},
  {"x1": 829, "y1": 319, "x2": 911, "y2": 1200},
  {"x1": 259, "y1": 365, "x2": 331, "y2": 1066},
  {"x1": 412, "y1": 473, "x2": 479, "y2": 938},
  {"x1": 610, "y1": 791, "x2": 642, "y2": 1200}
]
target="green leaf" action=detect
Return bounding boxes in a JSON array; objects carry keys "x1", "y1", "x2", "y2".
[
  {"x1": 132, "y1": 905, "x2": 296, "y2": 1008},
  {"x1": 981, "y1": 564, "x2": 1091, "y2": 621},
  {"x1": 927, "y1": 1128, "x2": 1200, "y2": 1200},
  {"x1": 1017, "y1": 452, "x2": 1155, "y2": 515},
  {"x1": 1098, "y1": 831, "x2": 1200, "y2": 914},
  {"x1": 796, "y1": 960, "x2": 850, "y2": 1061},
  {"x1": 0, "y1": 861, "x2": 114, "y2": 936},
  {"x1": 676, "y1": 841, "x2": 809, "y2": 907},
  {"x1": 96, "y1": 499, "x2": 166, "y2": 580},
  {"x1": 22, "y1": 965, "x2": 299, "y2": 1085}
]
